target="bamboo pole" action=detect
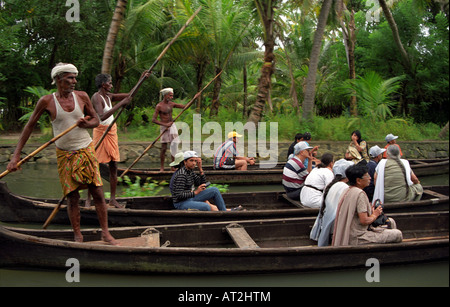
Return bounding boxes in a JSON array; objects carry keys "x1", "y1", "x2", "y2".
[
  {"x1": 94, "y1": 7, "x2": 202, "y2": 149},
  {"x1": 0, "y1": 123, "x2": 78, "y2": 180}
]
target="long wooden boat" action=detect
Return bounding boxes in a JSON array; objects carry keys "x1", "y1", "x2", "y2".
[
  {"x1": 103, "y1": 158, "x2": 449, "y2": 185},
  {"x1": 0, "y1": 211, "x2": 448, "y2": 274},
  {"x1": 0, "y1": 180, "x2": 448, "y2": 226}
]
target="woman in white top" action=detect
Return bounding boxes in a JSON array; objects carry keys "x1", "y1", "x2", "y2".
[
  {"x1": 300, "y1": 153, "x2": 335, "y2": 208},
  {"x1": 310, "y1": 159, "x2": 353, "y2": 246}
]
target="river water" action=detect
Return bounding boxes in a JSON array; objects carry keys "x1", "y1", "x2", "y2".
[{"x1": 0, "y1": 162, "x2": 448, "y2": 287}]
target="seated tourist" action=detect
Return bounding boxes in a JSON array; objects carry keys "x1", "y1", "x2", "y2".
[
  {"x1": 332, "y1": 164, "x2": 403, "y2": 246},
  {"x1": 373, "y1": 145, "x2": 423, "y2": 204}
]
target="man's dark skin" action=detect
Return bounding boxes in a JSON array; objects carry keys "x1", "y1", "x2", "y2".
[
  {"x1": 86, "y1": 76, "x2": 131, "y2": 208},
  {"x1": 152, "y1": 90, "x2": 184, "y2": 171},
  {"x1": 7, "y1": 72, "x2": 118, "y2": 245}
]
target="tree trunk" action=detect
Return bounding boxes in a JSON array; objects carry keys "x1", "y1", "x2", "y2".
[
  {"x1": 302, "y1": 0, "x2": 333, "y2": 121},
  {"x1": 248, "y1": 0, "x2": 277, "y2": 125},
  {"x1": 438, "y1": 121, "x2": 449, "y2": 139},
  {"x1": 101, "y1": 0, "x2": 128, "y2": 74},
  {"x1": 243, "y1": 63, "x2": 248, "y2": 117},
  {"x1": 195, "y1": 61, "x2": 207, "y2": 112},
  {"x1": 343, "y1": 9, "x2": 357, "y2": 116},
  {"x1": 209, "y1": 67, "x2": 223, "y2": 117},
  {"x1": 378, "y1": 0, "x2": 411, "y2": 72}
]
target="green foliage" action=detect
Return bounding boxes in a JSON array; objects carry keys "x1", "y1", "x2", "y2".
[
  {"x1": 0, "y1": 0, "x2": 448, "y2": 131},
  {"x1": 339, "y1": 71, "x2": 404, "y2": 122},
  {"x1": 210, "y1": 183, "x2": 229, "y2": 194},
  {"x1": 117, "y1": 176, "x2": 168, "y2": 197}
]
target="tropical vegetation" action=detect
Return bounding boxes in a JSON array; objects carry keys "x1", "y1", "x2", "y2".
[{"x1": 0, "y1": 0, "x2": 448, "y2": 141}]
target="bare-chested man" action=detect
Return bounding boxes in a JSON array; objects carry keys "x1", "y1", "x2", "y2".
[
  {"x1": 7, "y1": 63, "x2": 118, "y2": 245},
  {"x1": 152, "y1": 88, "x2": 184, "y2": 171}
]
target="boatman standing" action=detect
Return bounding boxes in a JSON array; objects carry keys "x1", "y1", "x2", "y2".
[
  {"x1": 6, "y1": 63, "x2": 118, "y2": 245},
  {"x1": 152, "y1": 88, "x2": 185, "y2": 171},
  {"x1": 83, "y1": 73, "x2": 132, "y2": 208}
]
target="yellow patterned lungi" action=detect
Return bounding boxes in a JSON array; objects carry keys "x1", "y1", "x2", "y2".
[{"x1": 56, "y1": 142, "x2": 103, "y2": 197}]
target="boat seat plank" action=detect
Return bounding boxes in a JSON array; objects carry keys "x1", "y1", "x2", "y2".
[
  {"x1": 88, "y1": 228, "x2": 161, "y2": 247},
  {"x1": 87, "y1": 236, "x2": 155, "y2": 247},
  {"x1": 282, "y1": 194, "x2": 306, "y2": 208},
  {"x1": 423, "y1": 189, "x2": 448, "y2": 199},
  {"x1": 226, "y1": 223, "x2": 259, "y2": 249}
]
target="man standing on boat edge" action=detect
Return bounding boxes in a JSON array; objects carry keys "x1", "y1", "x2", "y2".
[
  {"x1": 6, "y1": 63, "x2": 119, "y2": 245},
  {"x1": 86, "y1": 73, "x2": 132, "y2": 209},
  {"x1": 152, "y1": 87, "x2": 184, "y2": 171}
]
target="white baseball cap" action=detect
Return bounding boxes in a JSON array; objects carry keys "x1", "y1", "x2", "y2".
[
  {"x1": 332, "y1": 159, "x2": 354, "y2": 178},
  {"x1": 385, "y1": 134, "x2": 398, "y2": 142},
  {"x1": 293, "y1": 141, "x2": 313, "y2": 155},
  {"x1": 369, "y1": 145, "x2": 386, "y2": 158},
  {"x1": 183, "y1": 151, "x2": 199, "y2": 160}
]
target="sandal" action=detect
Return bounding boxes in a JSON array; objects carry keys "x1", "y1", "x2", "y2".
[{"x1": 231, "y1": 205, "x2": 244, "y2": 211}]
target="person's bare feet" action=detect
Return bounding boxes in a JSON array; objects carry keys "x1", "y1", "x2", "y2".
[
  {"x1": 109, "y1": 199, "x2": 124, "y2": 209},
  {"x1": 74, "y1": 233, "x2": 84, "y2": 243},
  {"x1": 102, "y1": 232, "x2": 120, "y2": 246}
]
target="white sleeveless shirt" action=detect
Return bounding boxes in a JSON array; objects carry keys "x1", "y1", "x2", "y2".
[
  {"x1": 52, "y1": 92, "x2": 92, "y2": 151},
  {"x1": 98, "y1": 94, "x2": 114, "y2": 126}
]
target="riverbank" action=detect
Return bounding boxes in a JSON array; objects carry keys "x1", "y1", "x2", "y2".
[{"x1": 0, "y1": 139, "x2": 448, "y2": 164}]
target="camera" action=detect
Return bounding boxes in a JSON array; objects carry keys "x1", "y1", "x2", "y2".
[{"x1": 374, "y1": 199, "x2": 382, "y2": 209}]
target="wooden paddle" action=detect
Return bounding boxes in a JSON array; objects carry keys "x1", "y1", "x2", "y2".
[
  {"x1": 42, "y1": 8, "x2": 202, "y2": 229},
  {"x1": 0, "y1": 123, "x2": 78, "y2": 180},
  {"x1": 94, "y1": 6, "x2": 202, "y2": 149},
  {"x1": 119, "y1": 71, "x2": 223, "y2": 179}
]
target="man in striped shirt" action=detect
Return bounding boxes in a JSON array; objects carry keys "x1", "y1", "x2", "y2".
[
  {"x1": 282, "y1": 142, "x2": 313, "y2": 200},
  {"x1": 170, "y1": 151, "x2": 227, "y2": 211},
  {"x1": 213, "y1": 131, "x2": 255, "y2": 170}
]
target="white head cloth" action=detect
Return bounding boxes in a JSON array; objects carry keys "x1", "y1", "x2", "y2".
[
  {"x1": 51, "y1": 63, "x2": 78, "y2": 84},
  {"x1": 160, "y1": 88, "x2": 174, "y2": 96}
]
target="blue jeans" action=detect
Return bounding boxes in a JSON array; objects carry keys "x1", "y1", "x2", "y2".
[{"x1": 174, "y1": 187, "x2": 227, "y2": 211}]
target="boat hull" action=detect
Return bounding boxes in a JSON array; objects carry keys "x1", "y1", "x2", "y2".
[
  {"x1": 103, "y1": 158, "x2": 449, "y2": 185},
  {"x1": 0, "y1": 212, "x2": 448, "y2": 274},
  {"x1": 0, "y1": 181, "x2": 448, "y2": 226}
]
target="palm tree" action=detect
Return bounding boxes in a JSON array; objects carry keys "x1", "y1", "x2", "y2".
[
  {"x1": 340, "y1": 71, "x2": 404, "y2": 122},
  {"x1": 102, "y1": 0, "x2": 128, "y2": 74},
  {"x1": 248, "y1": 0, "x2": 279, "y2": 125},
  {"x1": 302, "y1": 0, "x2": 333, "y2": 121},
  {"x1": 378, "y1": 0, "x2": 411, "y2": 73}
]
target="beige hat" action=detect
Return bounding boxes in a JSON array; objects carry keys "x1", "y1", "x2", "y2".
[
  {"x1": 169, "y1": 152, "x2": 184, "y2": 167},
  {"x1": 347, "y1": 146, "x2": 361, "y2": 160}
]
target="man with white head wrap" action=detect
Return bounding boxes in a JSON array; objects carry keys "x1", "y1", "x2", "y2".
[
  {"x1": 310, "y1": 159, "x2": 353, "y2": 246},
  {"x1": 7, "y1": 63, "x2": 118, "y2": 245},
  {"x1": 51, "y1": 63, "x2": 78, "y2": 84},
  {"x1": 152, "y1": 87, "x2": 185, "y2": 171}
]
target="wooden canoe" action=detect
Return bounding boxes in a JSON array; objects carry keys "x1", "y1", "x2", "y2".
[
  {"x1": 102, "y1": 158, "x2": 449, "y2": 185},
  {"x1": 0, "y1": 211, "x2": 448, "y2": 274},
  {"x1": 0, "y1": 180, "x2": 448, "y2": 226}
]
